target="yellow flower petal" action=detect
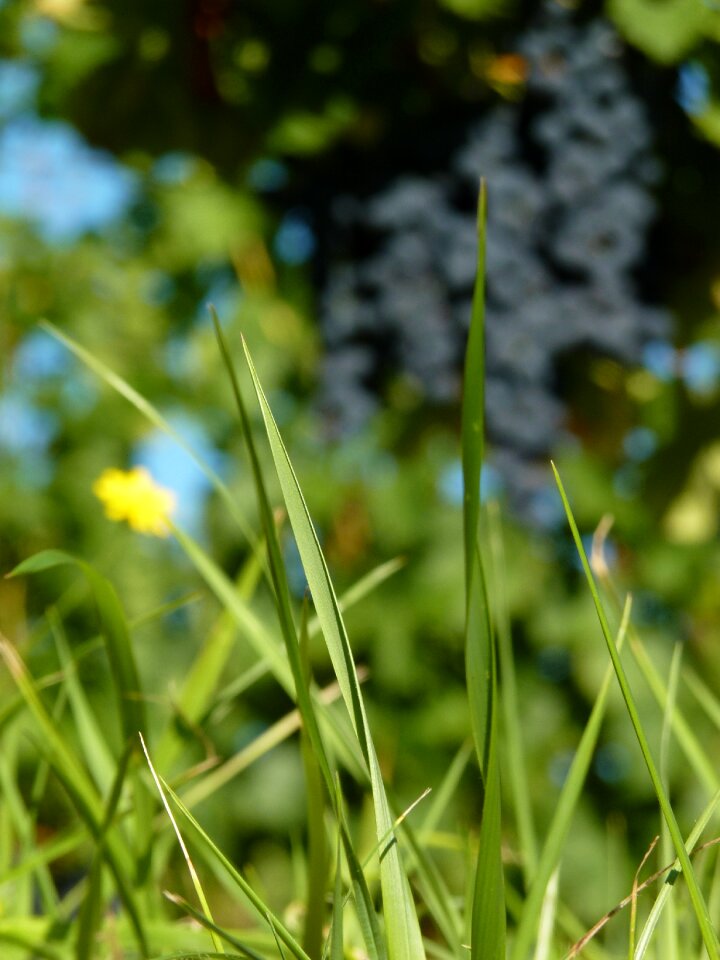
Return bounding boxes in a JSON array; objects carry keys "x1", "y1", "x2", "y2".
[{"x1": 93, "y1": 467, "x2": 176, "y2": 537}]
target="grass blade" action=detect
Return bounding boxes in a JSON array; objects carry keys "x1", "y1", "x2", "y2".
[
  {"x1": 460, "y1": 181, "x2": 505, "y2": 960},
  {"x1": 552, "y1": 462, "x2": 720, "y2": 960},
  {"x1": 240, "y1": 335, "x2": 425, "y2": 960},
  {"x1": 39, "y1": 320, "x2": 257, "y2": 548}
]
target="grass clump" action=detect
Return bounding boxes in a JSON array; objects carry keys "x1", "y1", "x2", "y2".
[{"x1": 1, "y1": 186, "x2": 720, "y2": 960}]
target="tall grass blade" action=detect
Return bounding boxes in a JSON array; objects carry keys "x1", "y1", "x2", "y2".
[
  {"x1": 240, "y1": 335, "x2": 425, "y2": 960},
  {"x1": 552, "y1": 462, "x2": 720, "y2": 960},
  {"x1": 510, "y1": 595, "x2": 632, "y2": 960},
  {"x1": 460, "y1": 180, "x2": 505, "y2": 960},
  {"x1": 157, "y1": 778, "x2": 312, "y2": 960},
  {"x1": 140, "y1": 733, "x2": 223, "y2": 955}
]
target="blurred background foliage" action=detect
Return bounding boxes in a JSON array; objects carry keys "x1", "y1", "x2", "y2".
[{"x1": 4, "y1": 0, "x2": 720, "y2": 927}]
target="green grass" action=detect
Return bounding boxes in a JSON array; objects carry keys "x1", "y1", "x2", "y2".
[{"x1": 2, "y1": 187, "x2": 720, "y2": 959}]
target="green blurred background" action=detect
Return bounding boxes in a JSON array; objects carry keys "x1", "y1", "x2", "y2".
[{"x1": 4, "y1": 0, "x2": 720, "y2": 927}]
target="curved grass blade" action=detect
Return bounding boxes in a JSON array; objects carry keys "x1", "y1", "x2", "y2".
[
  {"x1": 140, "y1": 734, "x2": 223, "y2": 955},
  {"x1": 38, "y1": 320, "x2": 257, "y2": 549},
  {"x1": 157, "y1": 779, "x2": 312, "y2": 960},
  {"x1": 552, "y1": 462, "x2": 720, "y2": 960},
  {"x1": 215, "y1": 310, "x2": 388, "y2": 960},
  {"x1": 241, "y1": 337, "x2": 425, "y2": 960}
]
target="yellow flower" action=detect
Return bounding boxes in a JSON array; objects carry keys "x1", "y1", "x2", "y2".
[{"x1": 93, "y1": 467, "x2": 176, "y2": 537}]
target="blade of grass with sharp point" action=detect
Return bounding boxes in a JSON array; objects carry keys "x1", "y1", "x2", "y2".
[
  {"x1": 189, "y1": 318, "x2": 383, "y2": 954},
  {"x1": 38, "y1": 320, "x2": 258, "y2": 550},
  {"x1": 487, "y1": 502, "x2": 537, "y2": 883},
  {"x1": 157, "y1": 778, "x2": 312, "y2": 960},
  {"x1": 460, "y1": 180, "x2": 505, "y2": 960},
  {"x1": 510, "y1": 595, "x2": 632, "y2": 960},
  {"x1": 213, "y1": 310, "x2": 402, "y2": 959},
  {"x1": 596, "y1": 571, "x2": 719, "y2": 797},
  {"x1": 140, "y1": 734, "x2": 223, "y2": 955},
  {"x1": 240, "y1": 335, "x2": 424, "y2": 960},
  {"x1": 0, "y1": 636, "x2": 149, "y2": 958},
  {"x1": 552, "y1": 462, "x2": 720, "y2": 960}
]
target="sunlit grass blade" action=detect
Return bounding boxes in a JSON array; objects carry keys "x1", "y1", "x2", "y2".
[
  {"x1": 157, "y1": 777, "x2": 312, "y2": 960},
  {"x1": 534, "y1": 868, "x2": 559, "y2": 960},
  {"x1": 140, "y1": 733, "x2": 223, "y2": 955},
  {"x1": 39, "y1": 320, "x2": 257, "y2": 548},
  {"x1": 328, "y1": 828, "x2": 345, "y2": 960},
  {"x1": 240, "y1": 335, "x2": 425, "y2": 960},
  {"x1": 552, "y1": 462, "x2": 720, "y2": 960},
  {"x1": 634, "y1": 788, "x2": 720, "y2": 960},
  {"x1": 510, "y1": 595, "x2": 632, "y2": 960}
]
